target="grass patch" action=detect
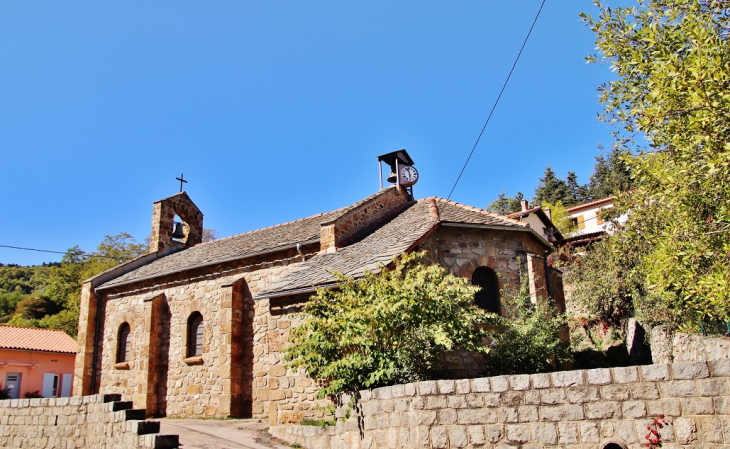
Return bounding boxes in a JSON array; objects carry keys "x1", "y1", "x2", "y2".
[{"x1": 300, "y1": 418, "x2": 336, "y2": 427}]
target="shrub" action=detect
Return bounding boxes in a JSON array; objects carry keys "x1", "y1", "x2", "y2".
[{"x1": 284, "y1": 251, "x2": 491, "y2": 400}]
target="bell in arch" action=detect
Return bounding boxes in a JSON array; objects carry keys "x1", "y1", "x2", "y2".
[
  {"x1": 386, "y1": 167, "x2": 398, "y2": 184},
  {"x1": 171, "y1": 222, "x2": 185, "y2": 239}
]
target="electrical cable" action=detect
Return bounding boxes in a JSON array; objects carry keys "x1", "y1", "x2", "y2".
[
  {"x1": 0, "y1": 244, "x2": 127, "y2": 262},
  {"x1": 447, "y1": 0, "x2": 547, "y2": 200}
]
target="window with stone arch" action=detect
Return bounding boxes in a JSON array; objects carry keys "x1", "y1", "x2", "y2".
[
  {"x1": 187, "y1": 312, "x2": 204, "y2": 357},
  {"x1": 472, "y1": 266, "x2": 501, "y2": 315},
  {"x1": 117, "y1": 322, "x2": 131, "y2": 363}
]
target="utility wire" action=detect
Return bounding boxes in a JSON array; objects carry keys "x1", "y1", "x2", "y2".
[
  {"x1": 0, "y1": 244, "x2": 127, "y2": 262},
  {"x1": 447, "y1": 0, "x2": 547, "y2": 200}
]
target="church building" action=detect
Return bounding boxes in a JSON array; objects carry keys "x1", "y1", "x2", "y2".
[{"x1": 72, "y1": 151, "x2": 564, "y2": 425}]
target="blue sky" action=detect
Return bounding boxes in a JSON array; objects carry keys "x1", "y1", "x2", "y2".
[{"x1": 1, "y1": 1, "x2": 618, "y2": 266}]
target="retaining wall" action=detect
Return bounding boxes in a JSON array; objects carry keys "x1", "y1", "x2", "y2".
[
  {"x1": 0, "y1": 393, "x2": 178, "y2": 448},
  {"x1": 652, "y1": 327, "x2": 730, "y2": 364},
  {"x1": 271, "y1": 361, "x2": 730, "y2": 448}
]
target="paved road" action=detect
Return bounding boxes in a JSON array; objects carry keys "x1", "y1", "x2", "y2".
[{"x1": 158, "y1": 418, "x2": 292, "y2": 449}]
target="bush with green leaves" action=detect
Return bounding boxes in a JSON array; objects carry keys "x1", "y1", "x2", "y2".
[
  {"x1": 284, "y1": 251, "x2": 491, "y2": 400},
  {"x1": 285, "y1": 252, "x2": 570, "y2": 402},
  {"x1": 481, "y1": 267, "x2": 571, "y2": 376}
]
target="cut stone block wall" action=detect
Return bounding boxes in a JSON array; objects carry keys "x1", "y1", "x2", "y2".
[
  {"x1": 0, "y1": 394, "x2": 178, "y2": 448},
  {"x1": 270, "y1": 361, "x2": 730, "y2": 449}
]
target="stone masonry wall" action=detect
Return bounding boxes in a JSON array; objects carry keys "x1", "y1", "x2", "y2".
[
  {"x1": 421, "y1": 227, "x2": 549, "y2": 304},
  {"x1": 94, "y1": 243, "x2": 323, "y2": 419},
  {"x1": 0, "y1": 394, "x2": 178, "y2": 448},
  {"x1": 320, "y1": 186, "x2": 410, "y2": 251},
  {"x1": 651, "y1": 327, "x2": 730, "y2": 364},
  {"x1": 271, "y1": 360, "x2": 730, "y2": 449}
]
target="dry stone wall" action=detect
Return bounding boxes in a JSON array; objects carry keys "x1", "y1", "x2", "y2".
[
  {"x1": 652, "y1": 327, "x2": 730, "y2": 364},
  {"x1": 271, "y1": 361, "x2": 730, "y2": 449},
  {"x1": 0, "y1": 394, "x2": 178, "y2": 448}
]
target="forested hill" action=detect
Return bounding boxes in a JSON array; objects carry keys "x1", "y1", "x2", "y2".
[
  {"x1": 0, "y1": 263, "x2": 55, "y2": 324},
  {"x1": 0, "y1": 233, "x2": 148, "y2": 337}
]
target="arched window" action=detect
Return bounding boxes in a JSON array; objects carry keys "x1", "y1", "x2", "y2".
[
  {"x1": 187, "y1": 312, "x2": 204, "y2": 357},
  {"x1": 472, "y1": 267, "x2": 501, "y2": 314},
  {"x1": 117, "y1": 323, "x2": 131, "y2": 363}
]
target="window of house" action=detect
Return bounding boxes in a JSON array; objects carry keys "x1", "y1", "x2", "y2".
[
  {"x1": 188, "y1": 312, "x2": 204, "y2": 357},
  {"x1": 117, "y1": 323, "x2": 130, "y2": 363},
  {"x1": 41, "y1": 373, "x2": 60, "y2": 398},
  {"x1": 472, "y1": 267, "x2": 501, "y2": 315},
  {"x1": 596, "y1": 209, "x2": 604, "y2": 225}
]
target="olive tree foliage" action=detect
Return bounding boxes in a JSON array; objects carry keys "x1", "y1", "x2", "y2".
[
  {"x1": 564, "y1": 238, "x2": 645, "y2": 325},
  {"x1": 583, "y1": 0, "x2": 730, "y2": 329},
  {"x1": 284, "y1": 252, "x2": 491, "y2": 400}
]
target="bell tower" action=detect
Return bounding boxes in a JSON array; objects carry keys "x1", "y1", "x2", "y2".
[{"x1": 149, "y1": 192, "x2": 204, "y2": 253}]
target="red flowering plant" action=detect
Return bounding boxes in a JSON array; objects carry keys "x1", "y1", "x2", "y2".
[{"x1": 645, "y1": 414, "x2": 669, "y2": 448}]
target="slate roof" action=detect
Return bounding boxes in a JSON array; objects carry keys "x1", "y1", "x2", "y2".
[
  {"x1": 98, "y1": 189, "x2": 398, "y2": 289},
  {"x1": 256, "y1": 198, "x2": 527, "y2": 297},
  {"x1": 98, "y1": 191, "x2": 529, "y2": 293},
  {"x1": 0, "y1": 325, "x2": 77, "y2": 354}
]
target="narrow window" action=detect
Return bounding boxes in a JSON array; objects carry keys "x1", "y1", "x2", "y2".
[
  {"x1": 472, "y1": 267, "x2": 501, "y2": 315},
  {"x1": 188, "y1": 312, "x2": 204, "y2": 357},
  {"x1": 117, "y1": 323, "x2": 131, "y2": 363}
]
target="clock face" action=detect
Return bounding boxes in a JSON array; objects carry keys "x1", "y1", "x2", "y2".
[{"x1": 399, "y1": 165, "x2": 419, "y2": 186}]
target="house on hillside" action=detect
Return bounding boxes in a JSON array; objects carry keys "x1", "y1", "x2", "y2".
[
  {"x1": 560, "y1": 196, "x2": 628, "y2": 248},
  {"x1": 505, "y1": 199, "x2": 563, "y2": 244},
  {"x1": 0, "y1": 325, "x2": 76, "y2": 399},
  {"x1": 73, "y1": 151, "x2": 565, "y2": 425}
]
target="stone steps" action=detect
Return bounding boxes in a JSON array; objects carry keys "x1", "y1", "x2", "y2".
[{"x1": 105, "y1": 396, "x2": 179, "y2": 448}]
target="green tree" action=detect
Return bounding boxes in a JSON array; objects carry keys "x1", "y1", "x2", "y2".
[
  {"x1": 541, "y1": 201, "x2": 577, "y2": 236},
  {"x1": 584, "y1": 0, "x2": 730, "y2": 328},
  {"x1": 533, "y1": 167, "x2": 579, "y2": 207},
  {"x1": 586, "y1": 147, "x2": 635, "y2": 200},
  {"x1": 487, "y1": 191, "x2": 524, "y2": 215},
  {"x1": 284, "y1": 252, "x2": 491, "y2": 400},
  {"x1": 7, "y1": 233, "x2": 147, "y2": 336}
]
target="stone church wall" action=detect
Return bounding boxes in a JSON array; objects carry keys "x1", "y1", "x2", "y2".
[
  {"x1": 271, "y1": 360, "x2": 730, "y2": 449},
  {"x1": 0, "y1": 394, "x2": 178, "y2": 448},
  {"x1": 96, "y1": 244, "x2": 323, "y2": 419}
]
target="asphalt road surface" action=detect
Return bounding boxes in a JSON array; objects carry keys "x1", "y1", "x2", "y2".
[{"x1": 158, "y1": 418, "x2": 293, "y2": 449}]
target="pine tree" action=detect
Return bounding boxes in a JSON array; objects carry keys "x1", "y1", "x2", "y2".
[
  {"x1": 487, "y1": 191, "x2": 524, "y2": 215},
  {"x1": 586, "y1": 148, "x2": 634, "y2": 200},
  {"x1": 533, "y1": 167, "x2": 572, "y2": 206}
]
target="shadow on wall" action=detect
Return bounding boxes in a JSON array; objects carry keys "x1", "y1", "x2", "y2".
[{"x1": 573, "y1": 320, "x2": 653, "y2": 370}]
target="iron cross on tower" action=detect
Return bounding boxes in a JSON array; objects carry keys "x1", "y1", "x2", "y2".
[{"x1": 176, "y1": 173, "x2": 187, "y2": 193}]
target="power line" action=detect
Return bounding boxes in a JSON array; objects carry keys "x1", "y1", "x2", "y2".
[
  {"x1": 447, "y1": 0, "x2": 547, "y2": 200},
  {"x1": 0, "y1": 244, "x2": 126, "y2": 262},
  {"x1": 0, "y1": 244, "x2": 69, "y2": 256}
]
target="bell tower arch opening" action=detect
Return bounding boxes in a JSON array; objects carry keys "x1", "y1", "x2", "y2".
[{"x1": 149, "y1": 192, "x2": 204, "y2": 253}]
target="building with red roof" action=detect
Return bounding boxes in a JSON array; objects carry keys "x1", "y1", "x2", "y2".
[{"x1": 0, "y1": 325, "x2": 77, "y2": 399}]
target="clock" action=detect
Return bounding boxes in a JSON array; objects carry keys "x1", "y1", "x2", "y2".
[{"x1": 398, "y1": 165, "x2": 419, "y2": 186}]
